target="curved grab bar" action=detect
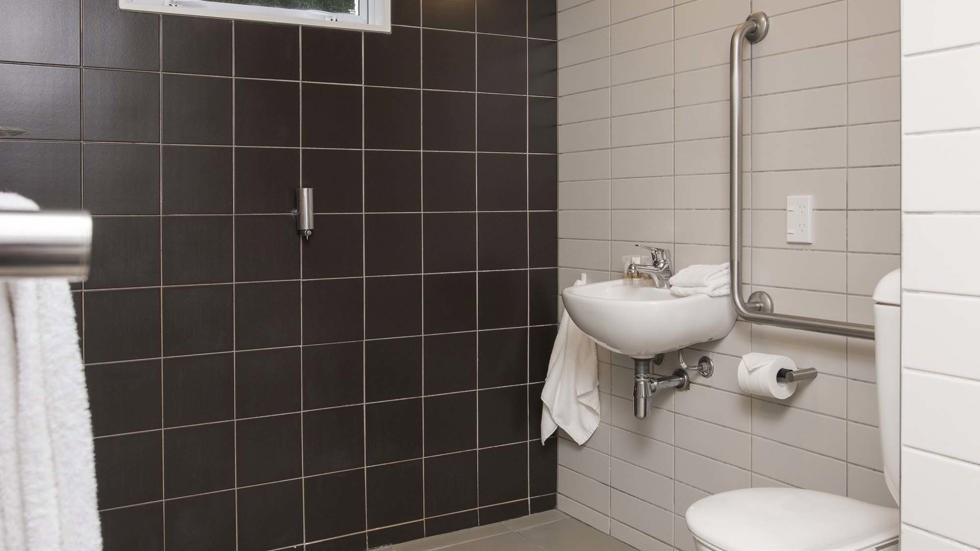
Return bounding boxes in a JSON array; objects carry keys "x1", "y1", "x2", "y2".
[{"x1": 729, "y1": 12, "x2": 874, "y2": 340}]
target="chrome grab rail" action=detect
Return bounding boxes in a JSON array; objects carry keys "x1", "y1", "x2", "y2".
[
  {"x1": 729, "y1": 12, "x2": 874, "y2": 340},
  {"x1": 0, "y1": 210, "x2": 92, "y2": 281}
]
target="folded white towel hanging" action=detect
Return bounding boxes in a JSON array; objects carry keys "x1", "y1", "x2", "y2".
[
  {"x1": 669, "y1": 263, "x2": 731, "y2": 297},
  {"x1": 0, "y1": 192, "x2": 101, "y2": 551},
  {"x1": 540, "y1": 274, "x2": 599, "y2": 446}
]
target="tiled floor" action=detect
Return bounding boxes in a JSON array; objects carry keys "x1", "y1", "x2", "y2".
[{"x1": 382, "y1": 510, "x2": 637, "y2": 551}]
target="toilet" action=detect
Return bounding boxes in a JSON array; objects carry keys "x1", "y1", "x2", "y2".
[{"x1": 685, "y1": 269, "x2": 902, "y2": 551}]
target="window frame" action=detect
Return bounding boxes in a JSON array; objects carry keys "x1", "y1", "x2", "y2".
[{"x1": 119, "y1": 0, "x2": 391, "y2": 33}]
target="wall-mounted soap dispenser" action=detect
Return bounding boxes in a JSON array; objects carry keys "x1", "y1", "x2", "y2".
[{"x1": 296, "y1": 188, "x2": 314, "y2": 239}]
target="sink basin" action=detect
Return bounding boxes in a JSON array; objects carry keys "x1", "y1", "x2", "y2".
[{"x1": 562, "y1": 280, "x2": 737, "y2": 359}]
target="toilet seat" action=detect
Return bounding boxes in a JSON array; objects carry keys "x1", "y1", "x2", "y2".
[{"x1": 685, "y1": 487, "x2": 899, "y2": 551}]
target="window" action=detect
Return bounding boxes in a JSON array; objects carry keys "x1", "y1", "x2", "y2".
[{"x1": 120, "y1": 0, "x2": 390, "y2": 32}]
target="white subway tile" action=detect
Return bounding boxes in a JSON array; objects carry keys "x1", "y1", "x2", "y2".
[
  {"x1": 748, "y1": 286, "x2": 845, "y2": 323},
  {"x1": 674, "y1": 27, "x2": 731, "y2": 72},
  {"x1": 560, "y1": 57, "x2": 610, "y2": 95},
  {"x1": 559, "y1": 180, "x2": 610, "y2": 210},
  {"x1": 848, "y1": 78, "x2": 900, "y2": 124},
  {"x1": 675, "y1": 414, "x2": 751, "y2": 469},
  {"x1": 559, "y1": 88, "x2": 610, "y2": 125},
  {"x1": 674, "y1": 481, "x2": 708, "y2": 515},
  {"x1": 752, "y1": 85, "x2": 846, "y2": 133},
  {"x1": 848, "y1": 211, "x2": 900, "y2": 254},
  {"x1": 904, "y1": 130, "x2": 980, "y2": 212},
  {"x1": 611, "y1": 177, "x2": 673, "y2": 209},
  {"x1": 848, "y1": 122, "x2": 900, "y2": 167},
  {"x1": 902, "y1": 524, "x2": 977, "y2": 551},
  {"x1": 559, "y1": 238, "x2": 609, "y2": 270},
  {"x1": 611, "y1": 110, "x2": 673, "y2": 147},
  {"x1": 674, "y1": 0, "x2": 750, "y2": 38},
  {"x1": 610, "y1": 427, "x2": 675, "y2": 477},
  {"x1": 848, "y1": 166, "x2": 900, "y2": 210},
  {"x1": 674, "y1": 210, "x2": 728, "y2": 246},
  {"x1": 752, "y1": 399, "x2": 846, "y2": 458},
  {"x1": 676, "y1": 137, "x2": 728, "y2": 175},
  {"x1": 559, "y1": 437, "x2": 612, "y2": 483},
  {"x1": 559, "y1": 465, "x2": 611, "y2": 514},
  {"x1": 848, "y1": 32, "x2": 900, "y2": 81},
  {"x1": 610, "y1": 520, "x2": 673, "y2": 551},
  {"x1": 675, "y1": 101, "x2": 732, "y2": 141},
  {"x1": 675, "y1": 448, "x2": 751, "y2": 494},
  {"x1": 611, "y1": 0, "x2": 672, "y2": 23},
  {"x1": 560, "y1": 149, "x2": 610, "y2": 181},
  {"x1": 752, "y1": 248, "x2": 846, "y2": 293},
  {"x1": 611, "y1": 42, "x2": 673, "y2": 85},
  {"x1": 611, "y1": 9, "x2": 672, "y2": 54},
  {"x1": 847, "y1": 379, "x2": 878, "y2": 426},
  {"x1": 904, "y1": 370, "x2": 980, "y2": 465},
  {"x1": 902, "y1": 0, "x2": 980, "y2": 54},
  {"x1": 611, "y1": 144, "x2": 673, "y2": 178},
  {"x1": 904, "y1": 214, "x2": 980, "y2": 296},
  {"x1": 674, "y1": 384, "x2": 751, "y2": 432},
  {"x1": 753, "y1": 0, "x2": 832, "y2": 16},
  {"x1": 611, "y1": 76, "x2": 673, "y2": 116},
  {"x1": 559, "y1": 118, "x2": 610, "y2": 153},
  {"x1": 752, "y1": 43, "x2": 846, "y2": 96},
  {"x1": 557, "y1": 0, "x2": 610, "y2": 40},
  {"x1": 753, "y1": 127, "x2": 846, "y2": 171},
  {"x1": 609, "y1": 395, "x2": 674, "y2": 444},
  {"x1": 847, "y1": 253, "x2": 900, "y2": 295},
  {"x1": 846, "y1": 464, "x2": 896, "y2": 507},
  {"x1": 559, "y1": 210, "x2": 610, "y2": 239},
  {"x1": 751, "y1": 437, "x2": 847, "y2": 494},
  {"x1": 610, "y1": 210, "x2": 673, "y2": 243},
  {"x1": 904, "y1": 45, "x2": 980, "y2": 133},
  {"x1": 611, "y1": 490, "x2": 674, "y2": 543},
  {"x1": 903, "y1": 448, "x2": 980, "y2": 548},
  {"x1": 610, "y1": 458, "x2": 674, "y2": 511},
  {"x1": 676, "y1": 62, "x2": 748, "y2": 106},
  {"x1": 753, "y1": 2, "x2": 846, "y2": 58},
  {"x1": 674, "y1": 516, "x2": 697, "y2": 551},
  {"x1": 556, "y1": 493, "x2": 610, "y2": 533},
  {"x1": 848, "y1": 422, "x2": 883, "y2": 470},
  {"x1": 750, "y1": 169, "x2": 846, "y2": 210},
  {"x1": 559, "y1": 28, "x2": 611, "y2": 68},
  {"x1": 848, "y1": 0, "x2": 900, "y2": 39},
  {"x1": 903, "y1": 292, "x2": 980, "y2": 381},
  {"x1": 676, "y1": 174, "x2": 728, "y2": 209}
]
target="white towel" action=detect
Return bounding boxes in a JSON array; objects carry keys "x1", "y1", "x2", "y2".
[
  {"x1": 669, "y1": 263, "x2": 731, "y2": 297},
  {"x1": 540, "y1": 275, "x2": 599, "y2": 445},
  {"x1": 0, "y1": 193, "x2": 101, "y2": 551}
]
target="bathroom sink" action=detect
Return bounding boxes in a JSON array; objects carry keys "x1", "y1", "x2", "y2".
[{"x1": 562, "y1": 280, "x2": 737, "y2": 359}]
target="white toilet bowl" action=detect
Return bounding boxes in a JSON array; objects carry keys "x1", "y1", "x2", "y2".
[
  {"x1": 687, "y1": 487, "x2": 898, "y2": 551},
  {"x1": 685, "y1": 270, "x2": 902, "y2": 551}
]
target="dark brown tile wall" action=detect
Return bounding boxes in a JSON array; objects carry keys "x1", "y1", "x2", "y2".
[{"x1": 0, "y1": 0, "x2": 557, "y2": 549}]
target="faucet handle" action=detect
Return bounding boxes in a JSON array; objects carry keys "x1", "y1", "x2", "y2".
[{"x1": 634, "y1": 244, "x2": 670, "y2": 270}]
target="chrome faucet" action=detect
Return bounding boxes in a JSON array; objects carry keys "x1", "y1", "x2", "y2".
[{"x1": 626, "y1": 244, "x2": 672, "y2": 288}]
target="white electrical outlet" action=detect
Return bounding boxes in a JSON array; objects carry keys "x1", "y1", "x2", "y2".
[{"x1": 786, "y1": 195, "x2": 813, "y2": 244}]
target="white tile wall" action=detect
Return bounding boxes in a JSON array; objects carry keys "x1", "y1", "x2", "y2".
[
  {"x1": 901, "y1": 2, "x2": 980, "y2": 549},
  {"x1": 556, "y1": 1, "x2": 901, "y2": 548}
]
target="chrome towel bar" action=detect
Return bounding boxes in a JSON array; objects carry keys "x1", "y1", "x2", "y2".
[
  {"x1": 729, "y1": 13, "x2": 874, "y2": 340},
  {"x1": 0, "y1": 210, "x2": 92, "y2": 281}
]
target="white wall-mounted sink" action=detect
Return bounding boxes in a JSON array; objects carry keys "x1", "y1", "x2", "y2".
[{"x1": 562, "y1": 280, "x2": 736, "y2": 359}]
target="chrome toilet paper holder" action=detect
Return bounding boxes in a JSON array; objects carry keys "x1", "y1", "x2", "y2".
[{"x1": 777, "y1": 367, "x2": 818, "y2": 383}]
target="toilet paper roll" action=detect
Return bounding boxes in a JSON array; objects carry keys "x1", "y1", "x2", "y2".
[{"x1": 737, "y1": 352, "x2": 798, "y2": 399}]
